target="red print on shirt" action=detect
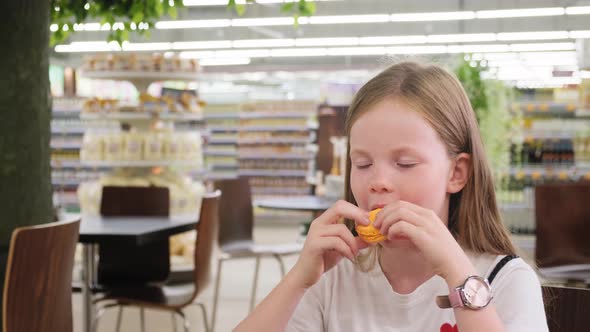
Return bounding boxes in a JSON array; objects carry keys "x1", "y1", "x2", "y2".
[{"x1": 440, "y1": 323, "x2": 458, "y2": 332}]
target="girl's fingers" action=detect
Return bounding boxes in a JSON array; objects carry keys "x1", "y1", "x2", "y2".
[
  {"x1": 372, "y1": 201, "x2": 430, "y2": 229},
  {"x1": 386, "y1": 220, "x2": 423, "y2": 243},
  {"x1": 375, "y1": 206, "x2": 423, "y2": 234},
  {"x1": 318, "y1": 223, "x2": 360, "y2": 255},
  {"x1": 316, "y1": 200, "x2": 370, "y2": 226},
  {"x1": 317, "y1": 237, "x2": 355, "y2": 261}
]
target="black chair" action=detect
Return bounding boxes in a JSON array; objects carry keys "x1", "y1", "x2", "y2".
[{"x1": 542, "y1": 285, "x2": 590, "y2": 332}]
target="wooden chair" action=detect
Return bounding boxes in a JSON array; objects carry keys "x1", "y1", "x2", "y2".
[
  {"x1": 3, "y1": 218, "x2": 80, "y2": 332},
  {"x1": 92, "y1": 190, "x2": 221, "y2": 332},
  {"x1": 542, "y1": 285, "x2": 590, "y2": 332},
  {"x1": 210, "y1": 178, "x2": 303, "y2": 332}
]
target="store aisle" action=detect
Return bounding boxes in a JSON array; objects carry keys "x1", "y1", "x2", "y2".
[{"x1": 72, "y1": 224, "x2": 302, "y2": 332}]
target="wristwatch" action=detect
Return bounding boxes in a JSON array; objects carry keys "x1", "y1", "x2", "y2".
[{"x1": 436, "y1": 275, "x2": 492, "y2": 310}]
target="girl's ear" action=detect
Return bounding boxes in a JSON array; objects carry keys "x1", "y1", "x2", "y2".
[{"x1": 447, "y1": 153, "x2": 471, "y2": 194}]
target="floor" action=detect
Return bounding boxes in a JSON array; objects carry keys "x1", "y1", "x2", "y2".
[{"x1": 72, "y1": 224, "x2": 302, "y2": 332}]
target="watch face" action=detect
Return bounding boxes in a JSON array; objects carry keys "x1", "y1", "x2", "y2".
[{"x1": 462, "y1": 277, "x2": 492, "y2": 309}]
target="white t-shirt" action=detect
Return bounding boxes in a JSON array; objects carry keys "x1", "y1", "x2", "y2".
[{"x1": 286, "y1": 251, "x2": 548, "y2": 332}]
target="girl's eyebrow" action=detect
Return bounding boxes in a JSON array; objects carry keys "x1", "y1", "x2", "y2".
[{"x1": 350, "y1": 146, "x2": 417, "y2": 156}]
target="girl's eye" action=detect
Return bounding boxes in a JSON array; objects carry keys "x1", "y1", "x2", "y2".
[
  {"x1": 397, "y1": 162, "x2": 417, "y2": 168},
  {"x1": 355, "y1": 163, "x2": 372, "y2": 169}
]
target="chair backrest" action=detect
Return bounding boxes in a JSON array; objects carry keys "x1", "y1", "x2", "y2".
[
  {"x1": 214, "y1": 178, "x2": 255, "y2": 247},
  {"x1": 3, "y1": 218, "x2": 80, "y2": 332},
  {"x1": 535, "y1": 182, "x2": 590, "y2": 268},
  {"x1": 97, "y1": 186, "x2": 170, "y2": 285},
  {"x1": 192, "y1": 190, "x2": 221, "y2": 297},
  {"x1": 542, "y1": 285, "x2": 590, "y2": 332}
]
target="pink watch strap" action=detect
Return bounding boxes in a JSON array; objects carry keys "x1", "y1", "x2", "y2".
[{"x1": 448, "y1": 288, "x2": 464, "y2": 308}]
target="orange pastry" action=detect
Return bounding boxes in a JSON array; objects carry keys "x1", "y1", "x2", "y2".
[{"x1": 355, "y1": 208, "x2": 386, "y2": 243}]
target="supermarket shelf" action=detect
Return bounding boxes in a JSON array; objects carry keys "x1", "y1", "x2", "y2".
[
  {"x1": 204, "y1": 112, "x2": 240, "y2": 119},
  {"x1": 51, "y1": 143, "x2": 82, "y2": 150},
  {"x1": 80, "y1": 160, "x2": 203, "y2": 168},
  {"x1": 207, "y1": 162, "x2": 239, "y2": 169},
  {"x1": 207, "y1": 125, "x2": 240, "y2": 132},
  {"x1": 51, "y1": 127, "x2": 86, "y2": 134},
  {"x1": 52, "y1": 109, "x2": 81, "y2": 118},
  {"x1": 499, "y1": 203, "x2": 531, "y2": 210},
  {"x1": 238, "y1": 153, "x2": 314, "y2": 160},
  {"x1": 51, "y1": 161, "x2": 83, "y2": 168},
  {"x1": 239, "y1": 169, "x2": 308, "y2": 177},
  {"x1": 240, "y1": 125, "x2": 312, "y2": 132},
  {"x1": 238, "y1": 137, "x2": 312, "y2": 145},
  {"x1": 204, "y1": 150, "x2": 237, "y2": 156},
  {"x1": 80, "y1": 112, "x2": 204, "y2": 122},
  {"x1": 240, "y1": 111, "x2": 315, "y2": 119},
  {"x1": 83, "y1": 70, "x2": 198, "y2": 82},
  {"x1": 205, "y1": 172, "x2": 239, "y2": 180},
  {"x1": 208, "y1": 137, "x2": 238, "y2": 144}
]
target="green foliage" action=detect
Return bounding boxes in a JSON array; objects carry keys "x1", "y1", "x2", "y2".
[
  {"x1": 228, "y1": 0, "x2": 316, "y2": 18},
  {"x1": 455, "y1": 55, "x2": 517, "y2": 183},
  {"x1": 50, "y1": 0, "x2": 183, "y2": 46}
]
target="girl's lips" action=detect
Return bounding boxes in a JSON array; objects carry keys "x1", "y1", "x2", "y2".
[{"x1": 370, "y1": 204, "x2": 386, "y2": 211}]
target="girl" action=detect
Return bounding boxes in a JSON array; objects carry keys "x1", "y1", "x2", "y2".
[{"x1": 235, "y1": 62, "x2": 548, "y2": 332}]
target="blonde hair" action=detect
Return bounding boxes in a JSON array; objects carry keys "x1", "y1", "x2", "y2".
[{"x1": 344, "y1": 62, "x2": 516, "y2": 270}]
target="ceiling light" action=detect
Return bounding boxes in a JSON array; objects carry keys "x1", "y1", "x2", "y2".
[
  {"x1": 231, "y1": 17, "x2": 295, "y2": 27},
  {"x1": 427, "y1": 33, "x2": 496, "y2": 43},
  {"x1": 509, "y1": 42, "x2": 575, "y2": 52},
  {"x1": 359, "y1": 35, "x2": 428, "y2": 45},
  {"x1": 570, "y1": 30, "x2": 590, "y2": 38},
  {"x1": 233, "y1": 39, "x2": 295, "y2": 48},
  {"x1": 326, "y1": 47, "x2": 387, "y2": 56},
  {"x1": 565, "y1": 6, "x2": 590, "y2": 15},
  {"x1": 390, "y1": 11, "x2": 475, "y2": 22},
  {"x1": 387, "y1": 45, "x2": 448, "y2": 54},
  {"x1": 172, "y1": 41, "x2": 232, "y2": 50},
  {"x1": 55, "y1": 41, "x2": 121, "y2": 53},
  {"x1": 200, "y1": 58, "x2": 252, "y2": 66},
  {"x1": 295, "y1": 37, "x2": 359, "y2": 47},
  {"x1": 447, "y1": 44, "x2": 510, "y2": 53},
  {"x1": 270, "y1": 48, "x2": 328, "y2": 57},
  {"x1": 215, "y1": 49, "x2": 271, "y2": 58},
  {"x1": 476, "y1": 7, "x2": 565, "y2": 19},
  {"x1": 497, "y1": 31, "x2": 569, "y2": 41},
  {"x1": 302, "y1": 14, "x2": 390, "y2": 24},
  {"x1": 121, "y1": 42, "x2": 172, "y2": 51},
  {"x1": 156, "y1": 19, "x2": 231, "y2": 29}
]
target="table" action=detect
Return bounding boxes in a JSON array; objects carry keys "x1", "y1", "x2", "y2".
[
  {"x1": 255, "y1": 195, "x2": 336, "y2": 213},
  {"x1": 78, "y1": 214, "x2": 199, "y2": 332}
]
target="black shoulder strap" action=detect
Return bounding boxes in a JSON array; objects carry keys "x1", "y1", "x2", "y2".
[{"x1": 487, "y1": 255, "x2": 519, "y2": 285}]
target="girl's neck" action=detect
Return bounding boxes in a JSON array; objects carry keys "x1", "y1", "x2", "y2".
[{"x1": 378, "y1": 246, "x2": 435, "y2": 295}]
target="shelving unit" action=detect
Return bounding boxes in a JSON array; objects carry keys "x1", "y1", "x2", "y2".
[
  {"x1": 501, "y1": 100, "x2": 590, "y2": 234},
  {"x1": 203, "y1": 104, "x2": 240, "y2": 180}
]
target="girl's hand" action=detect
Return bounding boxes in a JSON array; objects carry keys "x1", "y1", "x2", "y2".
[
  {"x1": 290, "y1": 200, "x2": 370, "y2": 289},
  {"x1": 371, "y1": 201, "x2": 474, "y2": 283}
]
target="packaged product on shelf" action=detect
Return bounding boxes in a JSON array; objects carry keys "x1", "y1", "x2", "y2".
[
  {"x1": 180, "y1": 93, "x2": 205, "y2": 114},
  {"x1": 180, "y1": 132, "x2": 202, "y2": 162},
  {"x1": 103, "y1": 133, "x2": 124, "y2": 161},
  {"x1": 80, "y1": 133, "x2": 104, "y2": 161},
  {"x1": 122, "y1": 132, "x2": 144, "y2": 161},
  {"x1": 77, "y1": 181, "x2": 102, "y2": 216},
  {"x1": 140, "y1": 93, "x2": 168, "y2": 113},
  {"x1": 163, "y1": 131, "x2": 181, "y2": 160},
  {"x1": 144, "y1": 132, "x2": 164, "y2": 160}
]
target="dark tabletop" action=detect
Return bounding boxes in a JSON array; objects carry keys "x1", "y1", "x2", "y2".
[
  {"x1": 79, "y1": 214, "x2": 199, "y2": 246},
  {"x1": 255, "y1": 195, "x2": 337, "y2": 212}
]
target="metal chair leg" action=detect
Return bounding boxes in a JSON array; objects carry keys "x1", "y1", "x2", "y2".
[
  {"x1": 197, "y1": 303, "x2": 210, "y2": 332},
  {"x1": 140, "y1": 307, "x2": 146, "y2": 332},
  {"x1": 171, "y1": 312, "x2": 178, "y2": 332},
  {"x1": 91, "y1": 303, "x2": 119, "y2": 332},
  {"x1": 176, "y1": 309, "x2": 190, "y2": 332},
  {"x1": 115, "y1": 306, "x2": 124, "y2": 332},
  {"x1": 274, "y1": 254, "x2": 287, "y2": 276},
  {"x1": 211, "y1": 258, "x2": 224, "y2": 332},
  {"x1": 249, "y1": 256, "x2": 261, "y2": 313}
]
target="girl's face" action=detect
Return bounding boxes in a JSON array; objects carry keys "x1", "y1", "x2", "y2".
[{"x1": 349, "y1": 99, "x2": 455, "y2": 245}]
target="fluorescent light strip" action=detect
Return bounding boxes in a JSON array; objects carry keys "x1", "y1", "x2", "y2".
[
  {"x1": 497, "y1": 31, "x2": 569, "y2": 41},
  {"x1": 295, "y1": 37, "x2": 359, "y2": 47},
  {"x1": 232, "y1": 39, "x2": 295, "y2": 48},
  {"x1": 302, "y1": 14, "x2": 390, "y2": 24},
  {"x1": 390, "y1": 11, "x2": 475, "y2": 22},
  {"x1": 427, "y1": 33, "x2": 496, "y2": 43},
  {"x1": 232, "y1": 17, "x2": 295, "y2": 27},
  {"x1": 183, "y1": 0, "x2": 338, "y2": 6},
  {"x1": 570, "y1": 30, "x2": 590, "y2": 38},
  {"x1": 172, "y1": 41, "x2": 232, "y2": 50},
  {"x1": 565, "y1": 6, "x2": 590, "y2": 15},
  {"x1": 199, "y1": 58, "x2": 251, "y2": 66},
  {"x1": 476, "y1": 7, "x2": 565, "y2": 19},
  {"x1": 359, "y1": 35, "x2": 428, "y2": 45},
  {"x1": 156, "y1": 19, "x2": 231, "y2": 29},
  {"x1": 509, "y1": 42, "x2": 575, "y2": 52}
]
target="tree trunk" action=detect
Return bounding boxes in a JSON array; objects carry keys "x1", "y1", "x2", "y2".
[{"x1": 0, "y1": 0, "x2": 52, "y2": 319}]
